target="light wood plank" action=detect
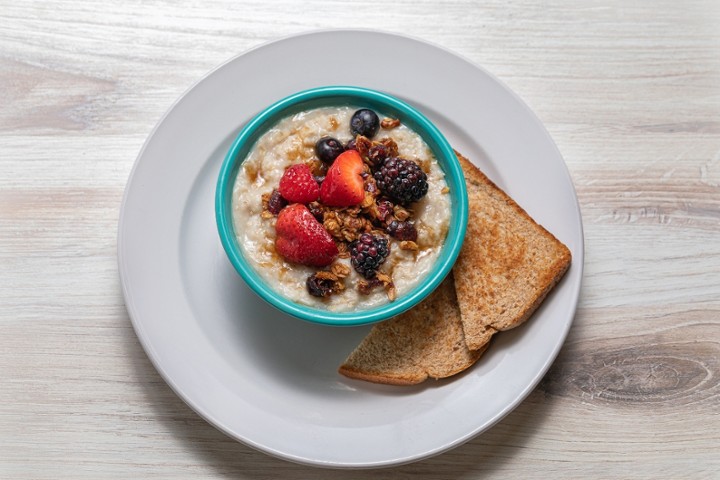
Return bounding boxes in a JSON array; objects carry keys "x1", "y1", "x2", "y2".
[{"x1": 1, "y1": 0, "x2": 719, "y2": 478}]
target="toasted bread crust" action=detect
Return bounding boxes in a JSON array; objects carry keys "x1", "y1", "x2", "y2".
[
  {"x1": 453, "y1": 153, "x2": 572, "y2": 350},
  {"x1": 336, "y1": 366, "x2": 428, "y2": 386},
  {"x1": 338, "y1": 274, "x2": 486, "y2": 386}
]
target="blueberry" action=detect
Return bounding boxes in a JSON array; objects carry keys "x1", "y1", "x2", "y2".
[
  {"x1": 350, "y1": 109, "x2": 380, "y2": 138},
  {"x1": 315, "y1": 136, "x2": 345, "y2": 164}
]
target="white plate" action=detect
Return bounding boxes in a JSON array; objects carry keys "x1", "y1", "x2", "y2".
[{"x1": 118, "y1": 30, "x2": 584, "y2": 468}]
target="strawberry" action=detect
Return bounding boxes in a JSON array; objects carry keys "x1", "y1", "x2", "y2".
[
  {"x1": 278, "y1": 164, "x2": 320, "y2": 204},
  {"x1": 275, "y1": 204, "x2": 338, "y2": 267},
  {"x1": 319, "y1": 150, "x2": 365, "y2": 207}
]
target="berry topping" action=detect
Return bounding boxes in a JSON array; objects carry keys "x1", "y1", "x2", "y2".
[
  {"x1": 349, "y1": 233, "x2": 390, "y2": 279},
  {"x1": 275, "y1": 204, "x2": 338, "y2": 267},
  {"x1": 315, "y1": 136, "x2": 345, "y2": 164},
  {"x1": 366, "y1": 138, "x2": 399, "y2": 169},
  {"x1": 306, "y1": 274, "x2": 335, "y2": 298},
  {"x1": 345, "y1": 137, "x2": 357, "y2": 151},
  {"x1": 319, "y1": 150, "x2": 365, "y2": 207},
  {"x1": 266, "y1": 189, "x2": 287, "y2": 215},
  {"x1": 373, "y1": 157, "x2": 429, "y2": 205},
  {"x1": 278, "y1": 164, "x2": 320, "y2": 204},
  {"x1": 386, "y1": 220, "x2": 418, "y2": 241},
  {"x1": 350, "y1": 109, "x2": 380, "y2": 138},
  {"x1": 307, "y1": 201, "x2": 325, "y2": 222},
  {"x1": 366, "y1": 143, "x2": 390, "y2": 168},
  {"x1": 374, "y1": 199, "x2": 395, "y2": 223}
]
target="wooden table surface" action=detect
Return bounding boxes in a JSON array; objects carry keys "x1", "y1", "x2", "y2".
[{"x1": 2, "y1": 1, "x2": 719, "y2": 478}]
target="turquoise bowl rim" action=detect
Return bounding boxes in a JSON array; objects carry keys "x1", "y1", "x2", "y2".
[{"x1": 215, "y1": 86, "x2": 468, "y2": 326}]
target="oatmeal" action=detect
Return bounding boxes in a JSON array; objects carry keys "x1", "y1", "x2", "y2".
[{"x1": 231, "y1": 106, "x2": 451, "y2": 312}]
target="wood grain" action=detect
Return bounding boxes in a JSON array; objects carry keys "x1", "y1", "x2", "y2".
[{"x1": 1, "y1": 0, "x2": 719, "y2": 478}]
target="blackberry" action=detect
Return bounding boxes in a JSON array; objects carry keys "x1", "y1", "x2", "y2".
[
  {"x1": 373, "y1": 157, "x2": 429, "y2": 205},
  {"x1": 349, "y1": 233, "x2": 390, "y2": 279},
  {"x1": 386, "y1": 220, "x2": 417, "y2": 242}
]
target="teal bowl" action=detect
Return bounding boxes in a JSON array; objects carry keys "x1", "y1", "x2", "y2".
[{"x1": 216, "y1": 86, "x2": 468, "y2": 326}]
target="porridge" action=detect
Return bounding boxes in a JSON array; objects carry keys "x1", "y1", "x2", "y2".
[{"x1": 231, "y1": 106, "x2": 451, "y2": 312}]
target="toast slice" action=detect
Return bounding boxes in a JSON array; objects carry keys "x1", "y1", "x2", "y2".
[
  {"x1": 337, "y1": 153, "x2": 572, "y2": 385},
  {"x1": 453, "y1": 153, "x2": 572, "y2": 350},
  {"x1": 338, "y1": 274, "x2": 487, "y2": 385}
]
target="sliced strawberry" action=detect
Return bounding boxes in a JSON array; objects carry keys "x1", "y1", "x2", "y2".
[
  {"x1": 319, "y1": 150, "x2": 365, "y2": 207},
  {"x1": 275, "y1": 204, "x2": 338, "y2": 267},
  {"x1": 278, "y1": 164, "x2": 320, "y2": 204}
]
